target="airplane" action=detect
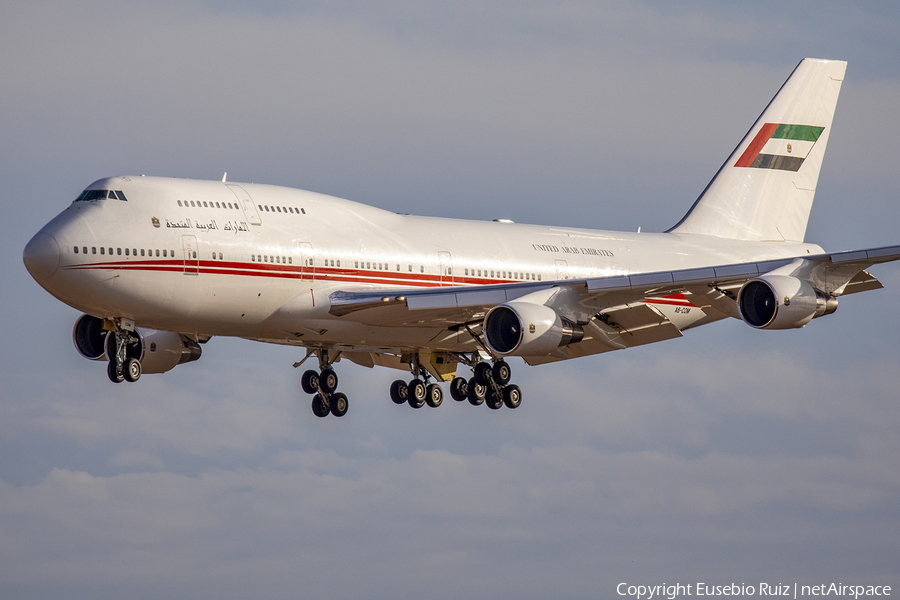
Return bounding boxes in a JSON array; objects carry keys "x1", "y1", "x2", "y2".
[{"x1": 23, "y1": 58, "x2": 900, "y2": 418}]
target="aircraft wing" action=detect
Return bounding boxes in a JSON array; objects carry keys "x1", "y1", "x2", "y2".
[{"x1": 327, "y1": 244, "x2": 900, "y2": 360}]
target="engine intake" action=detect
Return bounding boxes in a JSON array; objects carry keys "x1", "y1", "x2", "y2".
[
  {"x1": 484, "y1": 302, "x2": 583, "y2": 356},
  {"x1": 738, "y1": 275, "x2": 837, "y2": 330}
]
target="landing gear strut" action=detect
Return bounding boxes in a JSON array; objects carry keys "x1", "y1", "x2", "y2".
[{"x1": 299, "y1": 350, "x2": 348, "y2": 418}]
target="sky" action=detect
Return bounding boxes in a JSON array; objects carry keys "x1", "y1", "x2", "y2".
[{"x1": 2, "y1": 1, "x2": 900, "y2": 598}]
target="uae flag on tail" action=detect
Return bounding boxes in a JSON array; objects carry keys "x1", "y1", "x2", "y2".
[{"x1": 734, "y1": 123, "x2": 825, "y2": 172}]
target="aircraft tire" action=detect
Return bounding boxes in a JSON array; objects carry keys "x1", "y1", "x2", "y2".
[
  {"x1": 467, "y1": 377, "x2": 486, "y2": 405},
  {"x1": 473, "y1": 362, "x2": 492, "y2": 385},
  {"x1": 449, "y1": 377, "x2": 468, "y2": 401},
  {"x1": 330, "y1": 392, "x2": 348, "y2": 417},
  {"x1": 408, "y1": 379, "x2": 426, "y2": 408},
  {"x1": 390, "y1": 380, "x2": 408, "y2": 404},
  {"x1": 123, "y1": 358, "x2": 142, "y2": 383},
  {"x1": 503, "y1": 384, "x2": 522, "y2": 409},
  {"x1": 301, "y1": 370, "x2": 319, "y2": 394},
  {"x1": 312, "y1": 394, "x2": 330, "y2": 417},
  {"x1": 425, "y1": 383, "x2": 443, "y2": 408},
  {"x1": 319, "y1": 368, "x2": 338, "y2": 393},
  {"x1": 107, "y1": 360, "x2": 124, "y2": 383},
  {"x1": 492, "y1": 361, "x2": 511, "y2": 385}
]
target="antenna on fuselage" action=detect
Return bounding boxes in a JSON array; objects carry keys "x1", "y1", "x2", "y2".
[{"x1": 222, "y1": 172, "x2": 227, "y2": 183}]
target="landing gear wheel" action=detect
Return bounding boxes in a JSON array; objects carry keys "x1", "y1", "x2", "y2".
[
  {"x1": 408, "y1": 379, "x2": 426, "y2": 408},
  {"x1": 123, "y1": 358, "x2": 142, "y2": 382},
  {"x1": 319, "y1": 368, "x2": 338, "y2": 393},
  {"x1": 450, "y1": 377, "x2": 468, "y2": 401},
  {"x1": 390, "y1": 380, "x2": 408, "y2": 404},
  {"x1": 330, "y1": 392, "x2": 348, "y2": 417},
  {"x1": 467, "y1": 377, "x2": 486, "y2": 406},
  {"x1": 107, "y1": 360, "x2": 124, "y2": 383},
  {"x1": 425, "y1": 384, "x2": 443, "y2": 408},
  {"x1": 474, "y1": 362, "x2": 492, "y2": 385},
  {"x1": 503, "y1": 384, "x2": 522, "y2": 409},
  {"x1": 486, "y1": 387, "x2": 503, "y2": 410},
  {"x1": 492, "y1": 360, "x2": 511, "y2": 385},
  {"x1": 301, "y1": 370, "x2": 320, "y2": 394},
  {"x1": 312, "y1": 394, "x2": 330, "y2": 417}
]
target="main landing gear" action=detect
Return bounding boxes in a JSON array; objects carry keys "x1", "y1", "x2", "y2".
[
  {"x1": 106, "y1": 325, "x2": 142, "y2": 384},
  {"x1": 389, "y1": 359, "x2": 444, "y2": 409},
  {"x1": 300, "y1": 351, "x2": 348, "y2": 418},
  {"x1": 391, "y1": 357, "x2": 522, "y2": 411}
]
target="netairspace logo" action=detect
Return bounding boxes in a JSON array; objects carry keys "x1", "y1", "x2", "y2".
[{"x1": 616, "y1": 582, "x2": 892, "y2": 600}]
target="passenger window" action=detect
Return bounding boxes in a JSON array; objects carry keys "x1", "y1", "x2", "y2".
[
  {"x1": 191, "y1": 201, "x2": 196, "y2": 207},
  {"x1": 74, "y1": 246, "x2": 79, "y2": 254},
  {"x1": 125, "y1": 248, "x2": 129, "y2": 256},
  {"x1": 288, "y1": 257, "x2": 292, "y2": 264},
  {"x1": 83, "y1": 246, "x2": 87, "y2": 254},
  {"x1": 141, "y1": 249, "x2": 145, "y2": 256},
  {"x1": 219, "y1": 253, "x2": 223, "y2": 260},
  {"x1": 337, "y1": 260, "x2": 340, "y2": 267},
  {"x1": 92, "y1": 247, "x2": 97, "y2": 254},
  {"x1": 178, "y1": 200, "x2": 183, "y2": 207},
  {"x1": 301, "y1": 208, "x2": 306, "y2": 214},
  {"x1": 215, "y1": 202, "x2": 221, "y2": 208},
  {"x1": 155, "y1": 249, "x2": 159, "y2": 257},
  {"x1": 100, "y1": 247, "x2": 105, "y2": 255},
  {"x1": 191, "y1": 251, "x2": 196, "y2": 259},
  {"x1": 276, "y1": 206, "x2": 281, "y2": 213},
  {"x1": 264, "y1": 206, "x2": 270, "y2": 212}
]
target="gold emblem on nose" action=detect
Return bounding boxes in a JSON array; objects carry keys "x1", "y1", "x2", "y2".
[{"x1": 151, "y1": 217, "x2": 160, "y2": 228}]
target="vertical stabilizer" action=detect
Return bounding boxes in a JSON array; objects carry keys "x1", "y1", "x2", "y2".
[{"x1": 669, "y1": 58, "x2": 846, "y2": 242}]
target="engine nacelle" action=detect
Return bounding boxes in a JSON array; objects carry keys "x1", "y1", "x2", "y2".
[
  {"x1": 484, "y1": 302, "x2": 583, "y2": 356},
  {"x1": 73, "y1": 314, "x2": 202, "y2": 373},
  {"x1": 738, "y1": 275, "x2": 837, "y2": 330}
]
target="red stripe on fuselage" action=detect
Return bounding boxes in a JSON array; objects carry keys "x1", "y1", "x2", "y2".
[{"x1": 62, "y1": 260, "x2": 516, "y2": 288}]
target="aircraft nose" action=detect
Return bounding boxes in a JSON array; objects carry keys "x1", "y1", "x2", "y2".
[{"x1": 23, "y1": 231, "x2": 61, "y2": 281}]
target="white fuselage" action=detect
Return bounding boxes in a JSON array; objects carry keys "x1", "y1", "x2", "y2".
[{"x1": 29, "y1": 176, "x2": 822, "y2": 351}]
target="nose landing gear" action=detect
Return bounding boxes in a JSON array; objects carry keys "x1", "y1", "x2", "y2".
[{"x1": 106, "y1": 322, "x2": 142, "y2": 384}]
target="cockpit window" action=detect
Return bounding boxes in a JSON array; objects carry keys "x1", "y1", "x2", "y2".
[{"x1": 74, "y1": 189, "x2": 128, "y2": 202}]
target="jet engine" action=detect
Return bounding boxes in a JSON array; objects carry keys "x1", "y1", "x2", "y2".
[
  {"x1": 483, "y1": 302, "x2": 583, "y2": 356},
  {"x1": 72, "y1": 314, "x2": 202, "y2": 373},
  {"x1": 737, "y1": 275, "x2": 837, "y2": 330}
]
